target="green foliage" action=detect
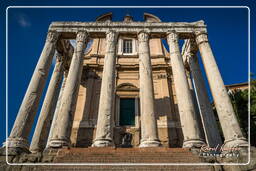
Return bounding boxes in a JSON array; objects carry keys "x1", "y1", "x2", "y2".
[{"x1": 229, "y1": 79, "x2": 256, "y2": 146}]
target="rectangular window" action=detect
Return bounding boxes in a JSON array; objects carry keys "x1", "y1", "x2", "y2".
[
  {"x1": 119, "y1": 98, "x2": 135, "y2": 126},
  {"x1": 123, "y1": 39, "x2": 133, "y2": 54}
]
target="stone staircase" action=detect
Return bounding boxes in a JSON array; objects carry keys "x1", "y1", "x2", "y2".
[
  {"x1": 53, "y1": 147, "x2": 204, "y2": 163},
  {"x1": 2, "y1": 147, "x2": 256, "y2": 170},
  {"x1": 44, "y1": 147, "x2": 214, "y2": 170}
]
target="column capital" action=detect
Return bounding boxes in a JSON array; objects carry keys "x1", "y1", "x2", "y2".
[
  {"x1": 195, "y1": 31, "x2": 209, "y2": 45},
  {"x1": 138, "y1": 30, "x2": 150, "y2": 42},
  {"x1": 106, "y1": 30, "x2": 118, "y2": 42},
  {"x1": 167, "y1": 30, "x2": 178, "y2": 43},
  {"x1": 76, "y1": 31, "x2": 88, "y2": 43},
  {"x1": 46, "y1": 30, "x2": 59, "y2": 43}
]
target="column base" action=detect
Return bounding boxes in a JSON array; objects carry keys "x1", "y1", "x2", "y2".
[
  {"x1": 48, "y1": 138, "x2": 70, "y2": 148},
  {"x1": 1, "y1": 137, "x2": 30, "y2": 155},
  {"x1": 29, "y1": 148, "x2": 42, "y2": 154},
  {"x1": 224, "y1": 138, "x2": 248, "y2": 148},
  {"x1": 92, "y1": 139, "x2": 114, "y2": 147},
  {"x1": 139, "y1": 140, "x2": 161, "y2": 147},
  {"x1": 183, "y1": 139, "x2": 205, "y2": 148}
]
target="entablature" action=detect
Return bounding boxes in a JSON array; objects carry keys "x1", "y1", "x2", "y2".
[{"x1": 49, "y1": 21, "x2": 207, "y2": 39}]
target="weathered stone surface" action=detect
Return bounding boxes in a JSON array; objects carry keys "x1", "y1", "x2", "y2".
[
  {"x1": 3, "y1": 13, "x2": 251, "y2": 169},
  {"x1": 49, "y1": 20, "x2": 207, "y2": 39},
  {"x1": 1, "y1": 147, "x2": 255, "y2": 171},
  {"x1": 138, "y1": 31, "x2": 160, "y2": 147},
  {"x1": 185, "y1": 69, "x2": 205, "y2": 141},
  {"x1": 0, "y1": 146, "x2": 255, "y2": 170},
  {"x1": 5, "y1": 31, "x2": 59, "y2": 153},
  {"x1": 30, "y1": 53, "x2": 64, "y2": 153},
  {"x1": 167, "y1": 30, "x2": 205, "y2": 148},
  {"x1": 182, "y1": 39, "x2": 222, "y2": 148},
  {"x1": 46, "y1": 72, "x2": 68, "y2": 148},
  {"x1": 195, "y1": 32, "x2": 248, "y2": 148},
  {"x1": 48, "y1": 31, "x2": 88, "y2": 148},
  {"x1": 92, "y1": 30, "x2": 118, "y2": 147}
]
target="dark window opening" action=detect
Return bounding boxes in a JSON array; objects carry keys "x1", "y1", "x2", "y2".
[{"x1": 119, "y1": 98, "x2": 135, "y2": 126}]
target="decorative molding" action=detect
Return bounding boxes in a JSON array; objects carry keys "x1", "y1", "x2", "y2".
[
  {"x1": 46, "y1": 30, "x2": 59, "y2": 43},
  {"x1": 137, "y1": 31, "x2": 149, "y2": 42},
  {"x1": 167, "y1": 30, "x2": 178, "y2": 43},
  {"x1": 76, "y1": 31, "x2": 88, "y2": 43},
  {"x1": 4, "y1": 137, "x2": 29, "y2": 150},
  {"x1": 116, "y1": 83, "x2": 139, "y2": 91},
  {"x1": 106, "y1": 30, "x2": 118, "y2": 42},
  {"x1": 156, "y1": 74, "x2": 167, "y2": 79},
  {"x1": 49, "y1": 21, "x2": 207, "y2": 39},
  {"x1": 195, "y1": 32, "x2": 209, "y2": 45}
]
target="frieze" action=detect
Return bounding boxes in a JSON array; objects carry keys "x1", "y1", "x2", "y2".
[{"x1": 49, "y1": 21, "x2": 207, "y2": 39}]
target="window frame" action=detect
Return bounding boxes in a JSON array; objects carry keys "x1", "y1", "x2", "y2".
[
  {"x1": 118, "y1": 37, "x2": 137, "y2": 55},
  {"x1": 123, "y1": 39, "x2": 133, "y2": 54}
]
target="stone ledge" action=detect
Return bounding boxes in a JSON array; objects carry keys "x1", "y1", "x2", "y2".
[{"x1": 0, "y1": 147, "x2": 255, "y2": 171}]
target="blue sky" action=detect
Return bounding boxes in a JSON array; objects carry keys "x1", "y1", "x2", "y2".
[{"x1": 0, "y1": 0, "x2": 255, "y2": 146}]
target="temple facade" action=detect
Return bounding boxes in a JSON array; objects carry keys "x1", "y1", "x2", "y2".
[{"x1": 4, "y1": 13, "x2": 248, "y2": 155}]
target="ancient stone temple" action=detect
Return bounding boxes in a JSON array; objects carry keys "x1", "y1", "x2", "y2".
[{"x1": 1, "y1": 12, "x2": 254, "y2": 170}]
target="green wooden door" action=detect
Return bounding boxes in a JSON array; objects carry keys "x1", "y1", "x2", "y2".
[{"x1": 119, "y1": 98, "x2": 135, "y2": 126}]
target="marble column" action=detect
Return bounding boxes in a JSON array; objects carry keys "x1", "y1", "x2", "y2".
[
  {"x1": 186, "y1": 70, "x2": 205, "y2": 141},
  {"x1": 49, "y1": 31, "x2": 88, "y2": 148},
  {"x1": 167, "y1": 31, "x2": 205, "y2": 148},
  {"x1": 92, "y1": 30, "x2": 118, "y2": 147},
  {"x1": 46, "y1": 71, "x2": 68, "y2": 148},
  {"x1": 138, "y1": 31, "x2": 160, "y2": 147},
  {"x1": 195, "y1": 32, "x2": 247, "y2": 148},
  {"x1": 5, "y1": 31, "x2": 59, "y2": 152},
  {"x1": 187, "y1": 50, "x2": 223, "y2": 148},
  {"x1": 30, "y1": 53, "x2": 64, "y2": 153}
]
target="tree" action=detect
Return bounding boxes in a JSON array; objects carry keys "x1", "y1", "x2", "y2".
[{"x1": 228, "y1": 78, "x2": 256, "y2": 146}]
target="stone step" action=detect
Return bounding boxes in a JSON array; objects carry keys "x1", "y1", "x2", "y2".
[
  {"x1": 53, "y1": 147, "x2": 206, "y2": 164},
  {"x1": 14, "y1": 165, "x2": 215, "y2": 171}
]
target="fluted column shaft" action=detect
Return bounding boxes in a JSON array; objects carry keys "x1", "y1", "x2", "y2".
[
  {"x1": 195, "y1": 32, "x2": 247, "y2": 148},
  {"x1": 30, "y1": 53, "x2": 64, "y2": 153},
  {"x1": 138, "y1": 31, "x2": 160, "y2": 147},
  {"x1": 49, "y1": 31, "x2": 88, "y2": 148},
  {"x1": 6, "y1": 31, "x2": 59, "y2": 152},
  {"x1": 167, "y1": 31, "x2": 204, "y2": 148},
  {"x1": 92, "y1": 30, "x2": 118, "y2": 147}
]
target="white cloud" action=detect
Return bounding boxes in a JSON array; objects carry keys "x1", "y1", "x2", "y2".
[{"x1": 17, "y1": 14, "x2": 31, "y2": 28}]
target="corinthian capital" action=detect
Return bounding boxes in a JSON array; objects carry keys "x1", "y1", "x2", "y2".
[
  {"x1": 46, "y1": 30, "x2": 59, "y2": 43},
  {"x1": 106, "y1": 30, "x2": 118, "y2": 42},
  {"x1": 195, "y1": 31, "x2": 208, "y2": 45},
  {"x1": 76, "y1": 31, "x2": 88, "y2": 43},
  {"x1": 138, "y1": 31, "x2": 149, "y2": 42},
  {"x1": 167, "y1": 30, "x2": 178, "y2": 43}
]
